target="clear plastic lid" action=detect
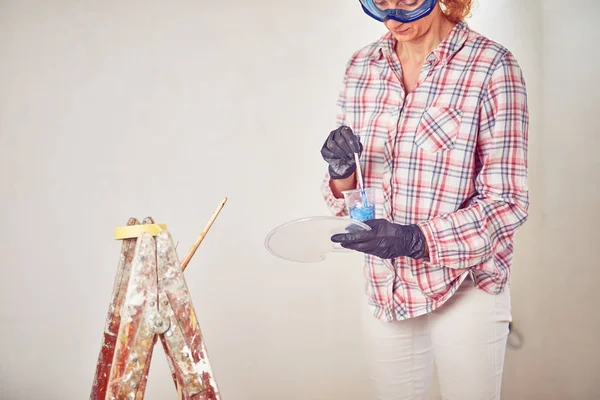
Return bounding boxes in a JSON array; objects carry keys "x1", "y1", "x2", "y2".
[{"x1": 264, "y1": 216, "x2": 372, "y2": 263}]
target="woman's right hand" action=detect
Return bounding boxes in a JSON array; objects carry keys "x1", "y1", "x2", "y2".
[{"x1": 320, "y1": 125, "x2": 363, "y2": 180}]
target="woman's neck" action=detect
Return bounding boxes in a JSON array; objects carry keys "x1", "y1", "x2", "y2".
[{"x1": 396, "y1": 18, "x2": 456, "y2": 64}]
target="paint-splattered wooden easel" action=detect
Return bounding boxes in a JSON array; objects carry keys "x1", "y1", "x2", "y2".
[{"x1": 89, "y1": 198, "x2": 227, "y2": 400}]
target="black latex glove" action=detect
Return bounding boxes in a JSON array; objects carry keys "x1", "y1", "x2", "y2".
[
  {"x1": 331, "y1": 219, "x2": 427, "y2": 260},
  {"x1": 320, "y1": 125, "x2": 363, "y2": 180}
]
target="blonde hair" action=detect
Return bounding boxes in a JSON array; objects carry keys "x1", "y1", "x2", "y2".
[{"x1": 439, "y1": 0, "x2": 475, "y2": 23}]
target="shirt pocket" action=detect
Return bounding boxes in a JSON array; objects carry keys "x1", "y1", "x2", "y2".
[{"x1": 414, "y1": 106, "x2": 463, "y2": 153}]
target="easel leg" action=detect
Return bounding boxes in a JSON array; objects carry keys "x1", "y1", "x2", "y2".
[
  {"x1": 107, "y1": 231, "x2": 159, "y2": 399},
  {"x1": 157, "y1": 230, "x2": 222, "y2": 399},
  {"x1": 90, "y1": 218, "x2": 140, "y2": 400}
]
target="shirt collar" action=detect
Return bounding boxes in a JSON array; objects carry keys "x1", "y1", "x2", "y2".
[{"x1": 369, "y1": 20, "x2": 470, "y2": 64}]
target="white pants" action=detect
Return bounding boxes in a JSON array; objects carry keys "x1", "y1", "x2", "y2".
[{"x1": 362, "y1": 280, "x2": 511, "y2": 400}]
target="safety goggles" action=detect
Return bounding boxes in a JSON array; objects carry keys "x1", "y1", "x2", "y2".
[{"x1": 359, "y1": 0, "x2": 438, "y2": 23}]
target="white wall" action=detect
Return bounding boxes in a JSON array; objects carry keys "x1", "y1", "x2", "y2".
[
  {"x1": 0, "y1": 1, "x2": 383, "y2": 399},
  {"x1": 0, "y1": 1, "x2": 597, "y2": 399},
  {"x1": 534, "y1": 2, "x2": 600, "y2": 398}
]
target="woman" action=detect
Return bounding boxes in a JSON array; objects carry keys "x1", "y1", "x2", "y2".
[{"x1": 319, "y1": 0, "x2": 529, "y2": 399}]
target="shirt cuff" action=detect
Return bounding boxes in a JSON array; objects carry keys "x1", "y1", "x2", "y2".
[
  {"x1": 416, "y1": 219, "x2": 440, "y2": 265},
  {"x1": 321, "y1": 172, "x2": 348, "y2": 217}
]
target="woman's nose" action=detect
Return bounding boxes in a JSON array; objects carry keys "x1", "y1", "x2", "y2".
[{"x1": 385, "y1": 19, "x2": 404, "y2": 29}]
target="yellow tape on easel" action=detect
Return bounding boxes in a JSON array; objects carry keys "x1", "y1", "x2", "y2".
[{"x1": 114, "y1": 224, "x2": 167, "y2": 240}]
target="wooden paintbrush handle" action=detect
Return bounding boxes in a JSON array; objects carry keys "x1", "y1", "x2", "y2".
[{"x1": 181, "y1": 197, "x2": 228, "y2": 271}]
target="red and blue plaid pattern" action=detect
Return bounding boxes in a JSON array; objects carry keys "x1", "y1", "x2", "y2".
[{"x1": 321, "y1": 21, "x2": 529, "y2": 321}]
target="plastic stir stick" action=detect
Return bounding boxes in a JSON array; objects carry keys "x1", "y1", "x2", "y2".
[{"x1": 354, "y1": 152, "x2": 368, "y2": 207}]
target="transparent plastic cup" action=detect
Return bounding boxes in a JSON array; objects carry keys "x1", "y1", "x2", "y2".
[{"x1": 342, "y1": 187, "x2": 376, "y2": 222}]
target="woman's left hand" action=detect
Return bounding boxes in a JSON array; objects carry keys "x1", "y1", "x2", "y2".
[{"x1": 331, "y1": 219, "x2": 427, "y2": 260}]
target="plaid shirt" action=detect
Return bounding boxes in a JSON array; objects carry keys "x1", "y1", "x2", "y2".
[{"x1": 321, "y1": 21, "x2": 529, "y2": 322}]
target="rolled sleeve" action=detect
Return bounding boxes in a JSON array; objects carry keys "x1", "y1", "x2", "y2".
[{"x1": 321, "y1": 172, "x2": 348, "y2": 216}]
